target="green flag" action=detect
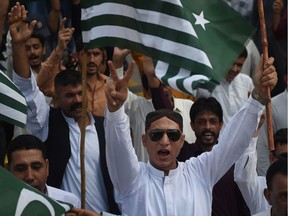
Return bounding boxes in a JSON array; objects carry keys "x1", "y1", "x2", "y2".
[
  {"x1": 0, "y1": 167, "x2": 72, "y2": 216},
  {"x1": 81, "y1": 0, "x2": 255, "y2": 95},
  {"x1": 0, "y1": 70, "x2": 27, "y2": 127}
]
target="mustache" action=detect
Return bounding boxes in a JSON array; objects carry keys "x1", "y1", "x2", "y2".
[
  {"x1": 29, "y1": 54, "x2": 39, "y2": 60},
  {"x1": 70, "y1": 103, "x2": 82, "y2": 111},
  {"x1": 87, "y1": 62, "x2": 98, "y2": 67}
]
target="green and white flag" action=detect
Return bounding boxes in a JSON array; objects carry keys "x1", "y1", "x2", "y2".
[
  {"x1": 0, "y1": 167, "x2": 72, "y2": 216},
  {"x1": 0, "y1": 69, "x2": 27, "y2": 127},
  {"x1": 81, "y1": 0, "x2": 255, "y2": 95}
]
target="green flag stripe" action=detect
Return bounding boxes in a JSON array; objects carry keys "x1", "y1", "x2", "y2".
[
  {"x1": 84, "y1": 36, "x2": 213, "y2": 73},
  {"x1": 0, "y1": 72, "x2": 23, "y2": 96},
  {"x1": 155, "y1": 63, "x2": 217, "y2": 96},
  {"x1": 82, "y1": 0, "x2": 186, "y2": 18},
  {"x1": 83, "y1": 28, "x2": 212, "y2": 70},
  {"x1": 0, "y1": 70, "x2": 27, "y2": 127},
  {"x1": 81, "y1": 15, "x2": 201, "y2": 51},
  {"x1": 0, "y1": 83, "x2": 26, "y2": 106},
  {"x1": 81, "y1": 2, "x2": 197, "y2": 37},
  {"x1": 0, "y1": 113, "x2": 26, "y2": 128},
  {"x1": 0, "y1": 93, "x2": 27, "y2": 114}
]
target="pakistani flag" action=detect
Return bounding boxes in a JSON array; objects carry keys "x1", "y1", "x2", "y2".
[
  {"x1": 0, "y1": 69, "x2": 27, "y2": 127},
  {"x1": 81, "y1": 0, "x2": 255, "y2": 95},
  {"x1": 0, "y1": 167, "x2": 72, "y2": 216}
]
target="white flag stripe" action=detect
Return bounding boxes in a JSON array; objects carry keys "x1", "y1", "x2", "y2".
[
  {"x1": 160, "y1": 0, "x2": 183, "y2": 6},
  {"x1": 0, "y1": 82, "x2": 26, "y2": 105},
  {"x1": 82, "y1": 25, "x2": 212, "y2": 68},
  {"x1": 0, "y1": 103, "x2": 27, "y2": 123},
  {"x1": 155, "y1": 61, "x2": 209, "y2": 93},
  {"x1": 81, "y1": 3, "x2": 198, "y2": 38}
]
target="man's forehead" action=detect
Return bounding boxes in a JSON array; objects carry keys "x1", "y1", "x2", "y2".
[
  {"x1": 87, "y1": 48, "x2": 103, "y2": 53},
  {"x1": 26, "y1": 38, "x2": 42, "y2": 45}
]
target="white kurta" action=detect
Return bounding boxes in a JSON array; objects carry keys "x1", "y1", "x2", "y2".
[
  {"x1": 105, "y1": 97, "x2": 263, "y2": 216},
  {"x1": 257, "y1": 90, "x2": 288, "y2": 175},
  {"x1": 234, "y1": 137, "x2": 270, "y2": 214},
  {"x1": 46, "y1": 185, "x2": 80, "y2": 208}
]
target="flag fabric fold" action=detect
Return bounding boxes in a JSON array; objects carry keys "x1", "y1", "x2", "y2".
[
  {"x1": 0, "y1": 69, "x2": 27, "y2": 127},
  {"x1": 81, "y1": 0, "x2": 255, "y2": 95},
  {"x1": 0, "y1": 167, "x2": 72, "y2": 216}
]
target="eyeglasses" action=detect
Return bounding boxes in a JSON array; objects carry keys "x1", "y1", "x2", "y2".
[{"x1": 147, "y1": 129, "x2": 182, "y2": 142}]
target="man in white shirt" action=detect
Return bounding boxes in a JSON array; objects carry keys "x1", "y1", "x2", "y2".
[
  {"x1": 252, "y1": 158, "x2": 287, "y2": 216},
  {"x1": 196, "y1": 48, "x2": 254, "y2": 127},
  {"x1": 256, "y1": 74, "x2": 288, "y2": 176},
  {"x1": 103, "y1": 51, "x2": 277, "y2": 216},
  {"x1": 234, "y1": 128, "x2": 287, "y2": 215},
  {"x1": 6, "y1": 134, "x2": 80, "y2": 208}
]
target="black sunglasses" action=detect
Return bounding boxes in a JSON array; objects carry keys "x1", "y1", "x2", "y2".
[{"x1": 147, "y1": 129, "x2": 182, "y2": 142}]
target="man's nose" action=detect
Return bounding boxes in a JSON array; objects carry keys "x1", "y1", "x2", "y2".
[{"x1": 24, "y1": 167, "x2": 34, "y2": 183}]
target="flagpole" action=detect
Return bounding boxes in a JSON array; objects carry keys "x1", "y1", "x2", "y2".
[
  {"x1": 80, "y1": 51, "x2": 87, "y2": 208},
  {"x1": 258, "y1": 0, "x2": 274, "y2": 152}
]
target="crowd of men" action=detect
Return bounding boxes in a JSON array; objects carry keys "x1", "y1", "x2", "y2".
[{"x1": 0, "y1": 1, "x2": 287, "y2": 216}]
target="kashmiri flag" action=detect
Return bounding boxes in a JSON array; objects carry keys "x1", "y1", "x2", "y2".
[
  {"x1": 81, "y1": 0, "x2": 255, "y2": 95},
  {"x1": 0, "y1": 167, "x2": 72, "y2": 216},
  {"x1": 0, "y1": 69, "x2": 27, "y2": 127}
]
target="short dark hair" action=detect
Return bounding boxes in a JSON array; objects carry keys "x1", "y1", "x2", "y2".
[
  {"x1": 266, "y1": 158, "x2": 287, "y2": 190},
  {"x1": 190, "y1": 97, "x2": 223, "y2": 123},
  {"x1": 30, "y1": 32, "x2": 45, "y2": 47},
  {"x1": 145, "y1": 109, "x2": 183, "y2": 131},
  {"x1": 274, "y1": 128, "x2": 287, "y2": 147},
  {"x1": 239, "y1": 47, "x2": 248, "y2": 59},
  {"x1": 7, "y1": 134, "x2": 47, "y2": 166},
  {"x1": 54, "y1": 69, "x2": 82, "y2": 89}
]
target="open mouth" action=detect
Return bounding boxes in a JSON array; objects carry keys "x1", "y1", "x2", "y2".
[{"x1": 158, "y1": 149, "x2": 170, "y2": 156}]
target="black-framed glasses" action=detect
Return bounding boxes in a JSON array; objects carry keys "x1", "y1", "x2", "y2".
[{"x1": 147, "y1": 129, "x2": 182, "y2": 142}]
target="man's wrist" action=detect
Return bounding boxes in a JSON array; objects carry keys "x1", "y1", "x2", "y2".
[{"x1": 252, "y1": 89, "x2": 268, "y2": 105}]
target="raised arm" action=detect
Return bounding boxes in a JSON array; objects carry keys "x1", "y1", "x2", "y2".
[
  {"x1": 234, "y1": 114, "x2": 270, "y2": 214},
  {"x1": 9, "y1": 3, "x2": 50, "y2": 141},
  {"x1": 190, "y1": 55, "x2": 277, "y2": 188},
  {"x1": 8, "y1": 2, "x2": 37, "y2": 78},
  {"x1": 142, "y1": 56, "x2": 173, "y2": 110},
  {"x1": 37, "y1": 18, "x2": 74, "y2": 96}
]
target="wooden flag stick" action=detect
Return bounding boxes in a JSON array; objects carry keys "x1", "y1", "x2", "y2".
[
  {"x1": 258, "y1": 0, "x2": 274, "y2": 151},
  {"x1": 80, "y1": 51, "x2": 88, "y2": 208}
]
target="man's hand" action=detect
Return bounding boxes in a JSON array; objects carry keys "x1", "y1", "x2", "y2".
[
  {"x1": 105, "y1": 60, "x2": 135, "y2": 112},
  {"x1": 253, "y1": 55, "x2": 278, "y2": 101},
  {"x1": 55, "y1": 18, "x2": 75, "y2": 54},
  {"x1": 112, "y1": 47, "x2": 131, "y2": 69},
  {"x1": 142, "y1": 56, "x2": 161, "y2": 88},
  {"x1": 272, "y1": 0, "x2": 284, "y2": 14},
  {"x1": 8, "y1": 2, "x2": 37, "y2": 44}
]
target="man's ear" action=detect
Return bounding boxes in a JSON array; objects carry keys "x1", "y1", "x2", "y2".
[
  {"x1": 45, "y1": 159, "x2": 49, "y2": 177},
  {"x1": 142, "y1": 134, "x2": 147, "y2": 148},
  {"x1": 190, "y1": 122, "x2": 195, "y2": 131},
  {"x1": 264, "y1": 188, "x2": 272, "y2": 205}
]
